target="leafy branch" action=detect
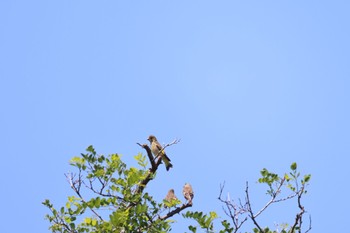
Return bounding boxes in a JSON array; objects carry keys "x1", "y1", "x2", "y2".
[{"x1": 43, "y1": 138, "x2": 185, "y2": 233}]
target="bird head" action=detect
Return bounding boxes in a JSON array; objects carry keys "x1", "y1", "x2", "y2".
[{"x1": 147, "y1": 135, "x2": 157, "y2": 142}]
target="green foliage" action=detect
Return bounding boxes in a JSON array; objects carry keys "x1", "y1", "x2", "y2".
[
  {"x1": 219, "y1": 220, "x2": 234, "y2": 233},
  {"x1": 163, "y1": 198, "x2": 182, "y2": 208},
  {"x1": 183, "y1": 211, "x2": 218, "y2": 232},
  {"x1": 43, "y1": 146, "x2": 172, "y2": 233},
  {"x1": 290, "y1": 162, "x2": 297, "y2": 171},
  {"x1": 258, "y1": 168, "x2": 280, "y2": 196},
  {"x1": 258, "y1": 162, "x2": 311, "y2": 197},
  {"x1": 44, "y1": 143, "x2": 311, "y2": 233}
]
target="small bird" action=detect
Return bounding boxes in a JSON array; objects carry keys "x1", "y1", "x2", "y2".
[
  {"x1": 165, "y1": 189, "x2": 178, "y2": 202},
  {"x1": 148, "y1": 135, "x2": 173, "y2": 171},
  {"x1": 183, "y1": 183, "x2": 194, "y2": 205}
]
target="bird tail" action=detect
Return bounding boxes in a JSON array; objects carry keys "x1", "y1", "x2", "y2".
[
  {"x1": 162, "y1": 153, "x2": 173, "y2": 171},
  {"x1": 166, "y1": 162, "x2": 173, "y2": 171}
]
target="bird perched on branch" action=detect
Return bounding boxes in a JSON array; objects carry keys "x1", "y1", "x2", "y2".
[
  {"x1": 164, "y1": 189, "x2": 178, "y2": 208},
  {"x1": 165, "y1": 189, "x2": 177, "y2": 202},
  {"x1": 148, "y1": 135, "x2": 173, "y2": 171},
  {"x1": 183, "y1": 183, "x2": 194, "y2": 205}
]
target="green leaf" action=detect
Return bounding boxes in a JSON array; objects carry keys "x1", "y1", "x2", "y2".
[
  {"x1": 110, "y1": 209, "x2": 129, "y2": 227},
  {"x1": 69, "y1": 222, "x2": 75, "y2": 229},
  {"x1": 304, "y1": 174, "x2": 311, "y2": 183},
  {"x1": 95, "y1": 197, "x2": 101, "y2": 208},
  {"x1": 91, "y1": 219, "x2": 97, "y2": 226},
  {"x1": 260, "y1": 168, "x2": 268, "y2": 176},
  {"x1": 98, "y1": 155, "x2": 105, "y2": 163},
  {"x1": 290, "y1": 162, "x2": 297, "y2": 171},
  {"x1": 284, "y1": 173, "x2": 292, "y2": 181},
  {"x1": 70, "y1": 156, "x2": 85, "y2": 166},
  {"x1": 84, "y1": 217, "x2": 92, "y2": 225},
  {"x1": 188, "y1": 225, "x2": 197, "y2": 233},
  {"x1": 94, "y1": 168, "x2": 105, "y2": 177},
  {"x1": 86, "y1": 145, "x2": 96, "y2": 154}
]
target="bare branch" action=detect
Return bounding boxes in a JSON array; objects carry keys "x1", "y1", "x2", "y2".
[
  {"x1": 245, "y1": 182, "x2": 263, "y2": 233},
  {"x1": 254, "y1": 177, "x2": 285, "y2": 218},
  {"x1": 290, "y1": 187, "x2": 305, "y2": 233},
  {"x1": 161, "y1": 138, "x2": 181, "y2": 151},
  {"x1": 273, "y1": 192, "x2": 298, "y2": 203},
  {"x1": 82, "y1": 179, "x2": 123, "y2": 201},
  {"x1": 305, "y1": 215, "x2": 312, "y2": 233},
  {"x1": 218, "y1": 182, "x2": 248, "y2": 233}
]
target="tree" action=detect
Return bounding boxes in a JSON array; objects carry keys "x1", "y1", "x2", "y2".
[{"x1": 43, "y1": 138, "x2": 311, "y2": 233}]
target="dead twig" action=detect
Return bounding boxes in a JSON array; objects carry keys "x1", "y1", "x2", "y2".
[
  {"x1": 218, "y1": 182, "x2": 248, "y2": 232},
  {"x1": 245, "y1": 181, "x2": 264, "y2": 233}
]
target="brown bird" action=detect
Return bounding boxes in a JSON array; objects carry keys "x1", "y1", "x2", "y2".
[
  {"x1": 165, "y1": 189, "x2": 178, "y2": 202},
  {"x1": 148, "y1": 135, "x2": 173, "y2": 171},
  {"x1": 183, "y1": 183, "x2": 194, "y2": 205}
]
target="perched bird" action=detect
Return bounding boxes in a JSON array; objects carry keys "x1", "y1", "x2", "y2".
[
  {"x1": 165, "y1": 189, "x2": 178, "y2": 202},
  {"x1": 183, "y1": 183, "x2": 194, "y2": 205},
  {"x1": 148, "y1": 135, "x2": 173, "y2": 171}
]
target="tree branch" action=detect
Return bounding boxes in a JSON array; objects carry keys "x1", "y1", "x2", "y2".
[
  {"x1": 159, "y1": 203, "x2": 193, "y2": 221},
  {"x1": 137, "y1": 143, "x2": 155, "y2": 168},
  {"x1": 218, "y1": 182, "x2": 248, "y2": 233},
  {"x1": 245, "y1": 182, "x2": 263, "y2": 233},
  {"x1": 290, "y1": 187, "x2": 305, "y2": 233},
  {"x1": 254, "y1": 177, "x2": 285, "y2": 218},
  {"x1": 82, "y1": 179, "x2": 123, "y2": 201},
  {"x1": 65, "y1": 172, "x2": 104, "y2": 221},
  {"x1": 305, "y1": 215, "x2": 312, "y2": 233}
]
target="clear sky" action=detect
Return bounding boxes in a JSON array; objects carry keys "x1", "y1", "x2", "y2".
[{"x1": 1, "y1": 1, "x2": 349, "y2": 232}]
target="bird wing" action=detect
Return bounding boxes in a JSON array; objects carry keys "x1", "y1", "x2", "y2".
[
  {"x1": 155, "y1": 143, "x2": 171, "y2": 160},
  {"x1": 155, "y1": 143, "x2": 163, "y2": 151}
]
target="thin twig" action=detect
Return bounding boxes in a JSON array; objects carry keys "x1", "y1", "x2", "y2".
[
  {"x1": 65, "y1": 173, "x2": 104, "y2": 221},
  {"x1": 290, "y1": 187, "x2": 305, "y2": 233},
  {"x1": 82, "y1": 179, "x2": 123, "y2": 200},
  {"x1": 254, "y1": 178, "x2": 285, "y2": 218},
  {"x1": 305, "y1": 215, "x2": 312, "y2": 233},
  {"x1": 245, "y1": 182, "x2": 263, "y2": 233},
  {"x1": 273, "y1": 192, "x2": 298, "y2": 203},
  {"x1": 218, "y1": 182, "x2": 248, "y2": 233}
]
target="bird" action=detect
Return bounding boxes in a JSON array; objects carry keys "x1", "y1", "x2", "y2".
[
  {"x1": 183, "y1": 183, "x2": 194, "y2": 205},
  {"x1": 165, "y1": 189, "x2": 178, "y2": 202},
  {"x1": 147, "y1": 135, "x2": 173, "y2": 171}
]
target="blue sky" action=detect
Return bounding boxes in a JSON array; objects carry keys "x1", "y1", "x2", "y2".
[{"x1": 1, "y1": 1, "x2": 349, "y2": 232}]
